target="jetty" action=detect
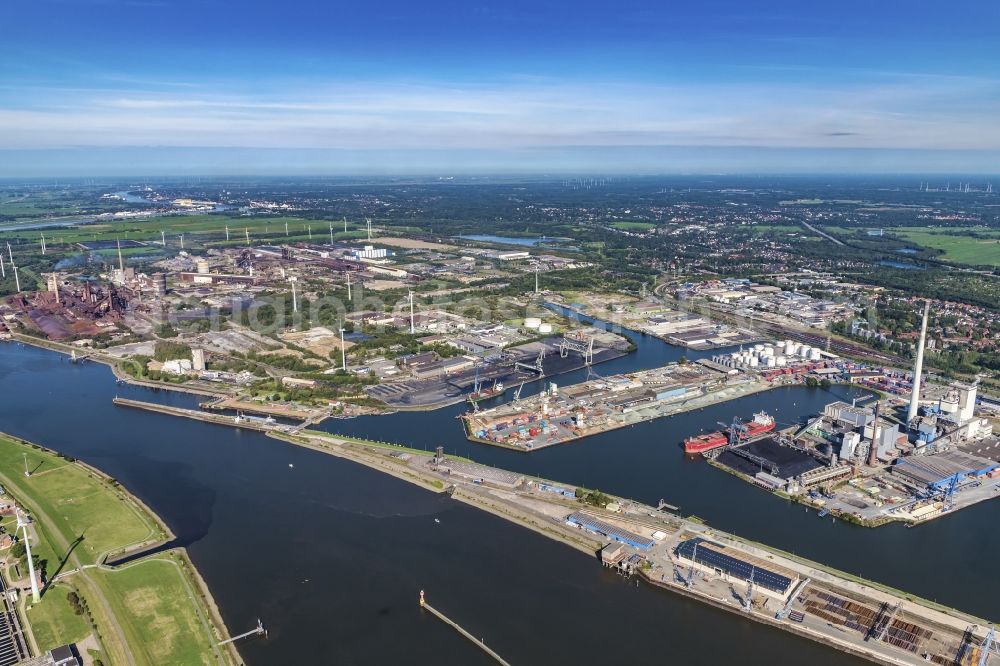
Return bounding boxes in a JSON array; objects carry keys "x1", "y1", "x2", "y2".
[{"x1": 420, "y1": 591, "x2": 511, "y2": 666}]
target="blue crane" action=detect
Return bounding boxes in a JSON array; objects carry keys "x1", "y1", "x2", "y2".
[
  {"x1": 979, "y1": 625, "x2": 999, "y2": 666},
  {"x1": 942, "y1": 474, "x2": 961, "y2": 512}
]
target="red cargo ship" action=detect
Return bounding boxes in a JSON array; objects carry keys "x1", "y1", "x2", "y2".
[{"x1": 683, "y1": 411, "x2": 775, "y2": 454}]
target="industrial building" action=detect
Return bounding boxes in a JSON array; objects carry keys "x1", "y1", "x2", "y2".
[
  {"x1": 675, "y1": 537, "x2": 798, "y2": 601},
  {"x1": 565, "y1": 512, "x2": 656, "y2": 551},
  {"x1": 892, "y1": 450, "x2": 999, "y2": 492}
]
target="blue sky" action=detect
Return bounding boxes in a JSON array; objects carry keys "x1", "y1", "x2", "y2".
[{"x1": 2, "y1": 0, "x2": 1000, "y2": 175}]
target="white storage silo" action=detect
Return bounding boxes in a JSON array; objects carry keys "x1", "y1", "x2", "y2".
[{"x1": 524, "y1": 317, "x2": 542, "y2": 329}]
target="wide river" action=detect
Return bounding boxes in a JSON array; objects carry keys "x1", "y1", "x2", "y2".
[{"x1": 0, "y1": 314, "x2": 997, "y2": 664}]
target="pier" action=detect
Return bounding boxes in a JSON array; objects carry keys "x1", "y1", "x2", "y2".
[
  {"x1": 218, "y1": 619, "x2": 266, "y2": 645},
  {"x1": 112, "y1": 397, "x2": 299, "y2": 433},
  {"x1": 419, "y1": 591, "x2": 511, "y2": 666}
]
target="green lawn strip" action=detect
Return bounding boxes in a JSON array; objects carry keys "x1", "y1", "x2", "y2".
[
  {"x1": 25, "y1": 582, "x2": 91, "y2": 651},
  {"x1": 0, "y1": 437, "x2": 159, "y2": 565},
  {"x1": 300, "y1": 429, "x2": 473, "y2": 461},
  {"x1": 93, "y1": 554, "x2": 221, "y2": 666}
]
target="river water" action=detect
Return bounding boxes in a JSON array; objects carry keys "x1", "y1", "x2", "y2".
[{"x1": 0, "y1": 313, "x2": 998, "y2": 663}]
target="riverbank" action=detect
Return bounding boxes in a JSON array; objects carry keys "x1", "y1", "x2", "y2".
[
  {"x1": 9, "y1": 332, "x2": 227, "y2": 398},
  {"x1": 262, "y1": 427, "x2": 992, "y2": 666},
  {"x1": 0, "y1": 432, "x2": 243, "y2": 666}
]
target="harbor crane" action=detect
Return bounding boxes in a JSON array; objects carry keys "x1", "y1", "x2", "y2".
[
  {"x1": 559, "y1": 333, "x2": 594, "y2": 365},
  {"x1": 942, "y1": 474, "x2": 961, "y2": 512},
  {"x1": 515, "y1": 349, "x2": 546, "y2": 374},
  {"x1": 978, "y1": 625, "x2": 1000, "y2": 666},
  {"x1": 776, "y1": 578, "x2": 811, "y2": 620},
  {"x1": 874, "y1": 602, "x2": 901, "y2": 643},
  {"x1": 510, "y1": 382, "x2": 525, "y2": 405},
  {"x1": 743, "y1": 567, "x2": 755, "y2": 612},
  {"x1": 684, "y1": 542, "x2": 699, "y2": 588}
]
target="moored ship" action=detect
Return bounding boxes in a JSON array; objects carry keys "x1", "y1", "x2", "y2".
[{"x1": 683, "y1": 411, "x2": 775, "y2": 454}]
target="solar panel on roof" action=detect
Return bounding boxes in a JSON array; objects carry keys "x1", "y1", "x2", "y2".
[{"x1": 676, "y1": 538, "x2": 792, "y2": 594}]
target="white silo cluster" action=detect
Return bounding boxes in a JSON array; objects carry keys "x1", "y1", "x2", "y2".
[
  {"x1": 712, "y1": 339, "x2": 821, "y2": 371},
  {"x1": 523, "y1": 317, "x2": 553, "y2": 334}
]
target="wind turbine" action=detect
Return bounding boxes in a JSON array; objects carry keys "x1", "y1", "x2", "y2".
[
  {"x1": 289, "y1": 277, "x2": 298, "y2": 313},
  {"x1": 408, "y1": 290, "x2": 415, "y2": 334},
  {"x1": 16, "y1": 508, "x2": 41, "y2": 603},
  {"x1": 339, "y1": 324, "x2": 347, "y2": 370}
]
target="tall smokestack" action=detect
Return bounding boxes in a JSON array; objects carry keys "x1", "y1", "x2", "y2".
[
  {"x1": 868, "y1": 401, "x2": 881, "y2": 466},
  {"x1": 907, "y1": 300, "x2": 930, "y2": 422},
  {"x1": 117, "y1": 239, "x2": 125, "y2": 273}
]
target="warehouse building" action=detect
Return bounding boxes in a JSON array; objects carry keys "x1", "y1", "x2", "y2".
[
  {"x1": 565, "y1": 512, "x2": 656, "y2": 550},
  {"x1": 676, "y1": 537, "x2": 798, "y2": 601},
  {"x1": 892, "y1": 450, "x2": 999, "y2": 492}
]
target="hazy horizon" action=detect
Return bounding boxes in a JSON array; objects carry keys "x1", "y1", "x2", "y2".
[{"x1": 4, "y1": 0, "x2": 999, "y2": 177}]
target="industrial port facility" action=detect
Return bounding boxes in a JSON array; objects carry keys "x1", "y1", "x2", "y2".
[{"x1": 462, "y1": 359, "x2": 771, "y2": 450}]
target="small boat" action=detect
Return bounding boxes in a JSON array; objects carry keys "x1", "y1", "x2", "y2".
[
  {"x1": 288, "y1": 463, "x2": 294, "y2": 468},
  {"x1": 434, "y1": 518, "x2": 441, "y2": 524},
  {"x1": 818, "y1": 510, "x2": 829, "y2": 518}
]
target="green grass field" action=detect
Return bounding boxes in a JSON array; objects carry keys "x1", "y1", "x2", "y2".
[
  {"x1": 0, "y1": 436, "x2": 230, "y2": 665},
  {"x1": 0, "y1": 439, "x2": 159, "y2": 565},
  {"x1": 611, "y1": 221, "x2": 654, "y2": 231},
  {"x1": 888, "y1": 227, "x2": 1000, "y2": 267},
  {"x1": 25, "y1": 583, "x2": 91, "y2": 652},
  {"x1": 95, "y1": 555, "x2": 220, "y2": 666}
]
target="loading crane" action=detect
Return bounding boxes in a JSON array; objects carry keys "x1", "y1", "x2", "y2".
[
  {"x1": 776, "y1": 578, "x2": 811, "y2": 620},
  {"x1": 743, "y1": 567, "x2": 755, "y2": 612},
  {"x1": 684, "y1": 542, "x2": 699, "y2": 588},
  {"x1": 875, "y1": 602, "x2": 901, "y2": 643},
  {"x1": 978, "y1": 625, "x2": 1000, "y2": 666},
  {"x1": 942, "y1": 474, "x2": 961, "y2": 512}
]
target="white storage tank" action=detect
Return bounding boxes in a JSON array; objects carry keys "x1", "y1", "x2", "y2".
[
  {"x1": 749, "y1": 356, "x2": 759, "y2": 368},
  {"x1": 753, "y1": 344, "x2": 765, "y2": 352},
  {"x1": 538, "y1": 323, "x2": 553, "y2": 334},
  {"x1": 776, "y1": 356, "x2": 787, "y2": 367},
  {"x1": 808, "y1": 348, "x2": 822, "y2": 360},
  {"x1": 524, "y1": 317, "x2": 542, "y2": 329},
  {"x1": 764, "y1": 357, "x2": 776, "y2": 367}
]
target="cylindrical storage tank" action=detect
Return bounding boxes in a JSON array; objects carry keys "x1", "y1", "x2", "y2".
[
  {"x1": 749, "y1": 357, "x2": 759, "y2": 368},
  {"x1": 524, "y1": 317, "x2": 541, "y2": 329},
  {"x1": 538, "y1": 323, "x2": 553, "y2": 334},
  {"x1": 765, "y1": 356, "x2": 776, "y2": 367},
  {"x1": 753, "y1": 344, "x2": 765, "y2": 352},
  {"x1": 787, "y1": 343, "x2": 800, "y2": 356},
  {"x1": 761, "y1": 347, "x2": 774, "y2": 357},
  {"x1": 809, "y1": 348, "x2": 822, "y2": 360},
  {"x1": 799, "y1": 346, "x2": 812, "y2": 358},
  {"x1": 776, "y1": 356, "x2": 787, "y2": 366}
]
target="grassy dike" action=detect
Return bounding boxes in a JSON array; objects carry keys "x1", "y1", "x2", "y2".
[{"x1": 0, "y1": 433, "x2": 241, "y2": 666}]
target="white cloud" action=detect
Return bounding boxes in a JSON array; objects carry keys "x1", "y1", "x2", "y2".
[{"x1": 1, "y1": 76, "x2": 999, "y2": 151}]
